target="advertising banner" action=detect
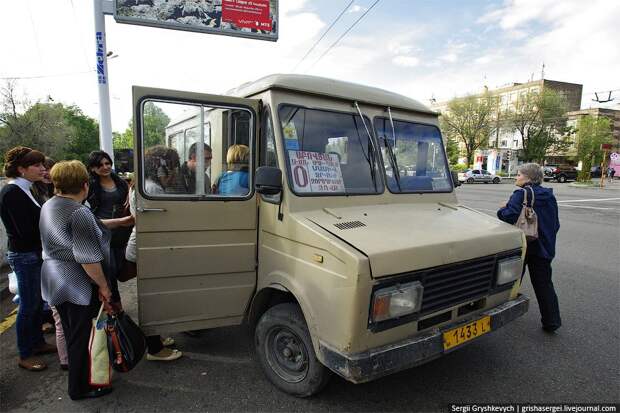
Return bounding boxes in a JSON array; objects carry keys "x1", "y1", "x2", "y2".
[
  {"x1": 288, "y1": 151, "x2": 345, "y2": 193},
  {"x1": 115, "y1": 0, "x2": 278, "y2": 42}
]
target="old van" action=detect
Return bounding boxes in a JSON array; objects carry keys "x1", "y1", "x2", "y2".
[{"x1": 131, "y1": 74, "x2": 529, "y2": 397}]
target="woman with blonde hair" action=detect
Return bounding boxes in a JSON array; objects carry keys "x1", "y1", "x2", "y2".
[
  {"x1": 214, "y1": 144, "x2": 250, "y2": 195},
  {"x1": 39, "y1": 160, "x2": 114, "y2": 400}
]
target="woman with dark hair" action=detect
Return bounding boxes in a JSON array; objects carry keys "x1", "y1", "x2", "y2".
[
  {"x1": 0, "y1": 146, "x2": 57, "y2": 371},
  {"x1": 498, "y1": 163, "x2": 562, "y2": 333},
  {"x1": 86, "y1": 150, "x2": 133, "y2": 304}
]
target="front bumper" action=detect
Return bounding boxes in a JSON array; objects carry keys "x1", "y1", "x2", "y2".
[{"x1": 319, "y1": 294, "x2": 529, "y2": 383}]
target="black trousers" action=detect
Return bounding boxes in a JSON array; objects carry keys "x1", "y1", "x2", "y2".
[
  {"x1": 56, "y1": 287, "x2": 101, "y2": 399},
  {"x1": 524, "y1": 254, "x2": 562, "y2": 328}
]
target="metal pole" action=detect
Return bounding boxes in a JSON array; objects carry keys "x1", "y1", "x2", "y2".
[{"x1": 94, "y1": 0, "x2": 114, "y2": 164}]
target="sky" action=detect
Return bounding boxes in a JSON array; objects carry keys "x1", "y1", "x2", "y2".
[{"x1": 1, "y1": 0, "x2": 619, "y2": 133}]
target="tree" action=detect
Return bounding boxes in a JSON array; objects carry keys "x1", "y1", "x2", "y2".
[
  {"x1": 504, "y1": 89, "x2": 569, "y2": 163},
  {"x1": 574, "y1": 115, "x2": 612, "y2": 182},
  {"x1": 142, "y1": 102, "x2": 170, "y2": 147},
  {"x1": 439, "y1": 93, "x2": 496, "y2": 167},
  {"x1": 0, "y1": 80, "x2": 99, "y2": 165},
  {"x1": 445, "y1": 135, "x2": 460, "y2": 165}
]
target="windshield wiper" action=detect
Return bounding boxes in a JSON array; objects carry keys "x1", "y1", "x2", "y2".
[
  {"x1": 383, "y1": 135, "x2": 402, "y2": 191},
  {"x1": 354, "y1": 101, "x2": 378, "y2": 192}
]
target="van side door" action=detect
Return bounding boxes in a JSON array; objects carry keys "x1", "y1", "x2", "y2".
[{"x1": 132, "y1": 86, "x2": 260, "y2": 335}]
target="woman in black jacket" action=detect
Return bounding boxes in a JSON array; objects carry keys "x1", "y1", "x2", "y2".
[
  {"x1": 0, "y1": 146, "x2": 57, "y2": 371},
  {"x1": 86, "y1": 151, "x2": 133, "y2": 304}
]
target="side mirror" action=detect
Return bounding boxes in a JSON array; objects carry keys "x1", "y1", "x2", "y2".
[
  {"x1": 451, "y1": 170, "x2": 461, "y2": 187},
  {"x1": 255, "y1": 166, "x2": 282, "y2": 195}
]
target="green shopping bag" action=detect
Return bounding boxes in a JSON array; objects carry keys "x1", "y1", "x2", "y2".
[{"x1": 88, "y1": 303, "x2": 111, "y2": 386}]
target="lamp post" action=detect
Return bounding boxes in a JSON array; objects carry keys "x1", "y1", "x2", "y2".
[{"x1": 94, "y1": 0, "x2": 115, "y2": 163}]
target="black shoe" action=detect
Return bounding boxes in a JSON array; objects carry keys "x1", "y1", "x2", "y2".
[
  {"x1": 71, "y1": 387, "x2": 113, "y2": 400},
  {"x1": 542, "y1": 324, "x2": 561, "y2": 333}
]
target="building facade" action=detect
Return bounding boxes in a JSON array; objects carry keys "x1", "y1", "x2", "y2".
[{"x1": 433, "y1": 79, "x2": 583, "y2": 174}]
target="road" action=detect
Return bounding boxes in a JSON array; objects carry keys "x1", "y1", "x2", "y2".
[{"x1": 1, "y1": 181, "x2": 619, "y2": 412}]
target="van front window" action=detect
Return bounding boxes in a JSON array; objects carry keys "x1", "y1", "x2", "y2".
[
  {"x1": 374, "y1": 118, "x2": 452, "y2": 193},
  {"x1": 279, "y1": 105, "x2": 384, "y2": 195}
]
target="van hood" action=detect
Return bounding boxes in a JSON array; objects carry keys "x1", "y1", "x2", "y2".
[{"x1": 302, "y1": 203, "x2": 523, "y2": 278}]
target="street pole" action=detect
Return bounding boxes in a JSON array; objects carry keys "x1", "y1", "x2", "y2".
[{"x1": 94, "y1": 0, "x2": 115, "y2": 164}]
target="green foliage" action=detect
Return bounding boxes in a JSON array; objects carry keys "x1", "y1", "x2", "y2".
[
  {"x1": 575, "y1": 115, "x2": 612, "y2": 182},
  {"x1": 113, "y1": 127, "x2": 134, "y2": 149},
  {"x1": 439, "y1": 93, "x2": 496, "y2": 167},
  {"x1": 142, "y1": 102, "x2": 170, "y2": 148},
  {"x1": 504, "y1": 89, "x2": 569, "y2": 163},
  {"x1": 445, "y1": 135, "x2": 460, "y2": 165},
  {"x1": 450, "y1": 163, "x2": 469, "y2": 172},
  {"x1": 62, "y1": 106, "x2": 99, "y2": 164}
]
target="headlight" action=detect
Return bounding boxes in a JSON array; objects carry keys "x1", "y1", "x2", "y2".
[
  {"x1": 496, "y1": 258, "x2": 522, "y2": 285},
  {"x1": 371, "y1": 281, "x2": 424, "y2": 323}
]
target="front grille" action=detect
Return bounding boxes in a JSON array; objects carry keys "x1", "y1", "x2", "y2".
[{"x1": 420, "y1": 255, "x2": 497, "y2": 314}]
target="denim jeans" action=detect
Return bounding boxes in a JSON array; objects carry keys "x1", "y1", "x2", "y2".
[{"x1": 7, "y1": 251, "x2": 45, "y2": 359}]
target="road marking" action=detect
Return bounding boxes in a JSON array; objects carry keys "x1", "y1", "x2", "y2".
[
  {"x1": 0, "y1": 308, "x2": 18, "y2": 335},
  {"x1": 559, "y1": 205, "x2": 613, "y2": 211},
  {"x1": 557, "y1": 198, "x2": 620, "y2": 203}
]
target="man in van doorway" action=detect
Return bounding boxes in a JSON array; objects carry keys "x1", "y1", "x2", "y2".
[{"x1": 181, "y1": 143, "x2": 212, "y2": 194}]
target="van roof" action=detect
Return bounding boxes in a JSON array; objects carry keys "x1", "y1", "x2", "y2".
[{"x1": 228, "y1": 74, "x2": 436, "y2": 115}]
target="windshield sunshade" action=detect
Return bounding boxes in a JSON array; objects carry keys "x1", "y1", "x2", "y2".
[
  {"x1": 279, "y1": 105, "x2": 384, "y2": 196},
  {"x1": 374, "y1": 118, "x2": 452, "y2": 193}
]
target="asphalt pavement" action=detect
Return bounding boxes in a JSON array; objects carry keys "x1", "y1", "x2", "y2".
[{"x1": 1, "y1": 180, "x2": 619, "y2": 412}]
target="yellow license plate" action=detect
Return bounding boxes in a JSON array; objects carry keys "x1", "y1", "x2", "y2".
[{"x1": 443, "y1": 316, "x2": 491, "y2": 351}]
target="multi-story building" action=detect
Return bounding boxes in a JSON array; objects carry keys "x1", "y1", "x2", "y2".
[{"x1": 432, "y1": 79, "x2": 583, "y2": 174}]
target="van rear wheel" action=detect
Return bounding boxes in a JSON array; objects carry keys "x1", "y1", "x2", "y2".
[{"x1": 255, "y1": 303, "x2": 331, "y2": 397}]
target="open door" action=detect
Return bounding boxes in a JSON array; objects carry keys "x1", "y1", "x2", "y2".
[{"x1": 132, "y1": 86, "x2": 260, "y2": 335}]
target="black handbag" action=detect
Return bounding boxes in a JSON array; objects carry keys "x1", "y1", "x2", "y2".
[{"x1": 105, "y1": 311, "x2": 147, "y2": 372}]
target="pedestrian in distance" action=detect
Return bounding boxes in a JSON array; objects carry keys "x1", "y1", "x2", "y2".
[
  {"x1": 39, "y1": 160, "x2": 114, "y2": 400},
  {"x1": 0, "y1": 146, "x2": 57, "y2": 372},
  {"x1": 497, "y1": 163, "x2": 562, "y2": 333}
]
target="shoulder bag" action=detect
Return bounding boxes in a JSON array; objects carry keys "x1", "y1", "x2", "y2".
[
  {"x1": 516, "y1": 186, "x2": 538, "y2": 242},
  {"x1": 106, "y1": 311, "x2": 147, "y2": 372}
]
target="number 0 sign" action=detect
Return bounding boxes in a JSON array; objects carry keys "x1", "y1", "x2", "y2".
[{"x1": 288, "y1": 151, "x2": 345, "y2": 193}]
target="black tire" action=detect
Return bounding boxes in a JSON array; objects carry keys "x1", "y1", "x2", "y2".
[
  {"x1": 255, "y1": 303, "x2": 331, "y2": 397},
  {"x1": 493, "y1": 177, "x2": 501, "y2": 184},
  {"x1": 466, "y1": 177, "x2": 474, "y2": 184},
  {"x1": 557, "y1": 175, "x2": 567, "y2": 183}
]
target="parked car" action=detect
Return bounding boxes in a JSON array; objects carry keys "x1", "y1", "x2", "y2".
[
  {"x1": 543, "y1": 165, "x2": 578, "y2": 183},
  {"x1": 458, "y1": 169, "x2": 502, "y2": 184}
]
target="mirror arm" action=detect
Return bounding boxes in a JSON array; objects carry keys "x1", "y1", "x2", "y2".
[{"x1": 277, "y1": 189, "x2": 284, "y2": 221}]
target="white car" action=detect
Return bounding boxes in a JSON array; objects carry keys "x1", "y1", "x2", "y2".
[{"x1": 458, "y1": 169, "x2": 502, "y2": 184}]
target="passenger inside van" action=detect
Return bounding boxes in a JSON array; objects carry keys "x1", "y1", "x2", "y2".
[
  {"x1": 179, "y1": 142, "x2": 212, "y2": 195},
  {"x1": 144, "y1": 145, "x2": 181, "y2": 195},
  {"x1": 213, "y1": 144, "x2": 249, "y2": 196}
]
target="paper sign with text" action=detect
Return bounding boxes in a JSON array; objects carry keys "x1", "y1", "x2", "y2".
[{"x1": 288, "y1": 151, "x2": 345, "y2": 193}]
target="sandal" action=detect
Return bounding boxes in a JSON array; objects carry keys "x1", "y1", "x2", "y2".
[
  {"x1": 33, "y1": 343, "x2": 57, "y2": 355},
  {"x1": 18, "y1": 357, "x2": 47, "y2": 371}
]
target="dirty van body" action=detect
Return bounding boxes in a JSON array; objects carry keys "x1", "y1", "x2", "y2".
[{"x1": 132, "y1": 74, "x2": 529, "y2": 396}]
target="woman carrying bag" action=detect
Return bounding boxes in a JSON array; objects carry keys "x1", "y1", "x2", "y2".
[
  {"x1": 39, "y1": 160, "x2": 114, "y2": 400},
  {"x1": 497, "y1": 163, "x2": 562, "y2": 333}
]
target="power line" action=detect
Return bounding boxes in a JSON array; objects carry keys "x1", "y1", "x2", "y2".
[
  {"x1": 0, "y1": 70, "x2": 95, "y2": 80},
  {"x1": 309, "y1": 0, "x2": 382, "y2": 70},
  {"x1": 291, "y1": 0, "x2": 354, "y2": 73}
]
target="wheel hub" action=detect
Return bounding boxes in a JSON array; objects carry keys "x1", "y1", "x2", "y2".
[{"x1": 266, "y1": 327, "x2": 309, "y2": 383}]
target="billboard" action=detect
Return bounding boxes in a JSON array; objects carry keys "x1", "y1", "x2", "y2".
[{"x1": 114, "y1": 0, "x2": 278, "y2": 42}]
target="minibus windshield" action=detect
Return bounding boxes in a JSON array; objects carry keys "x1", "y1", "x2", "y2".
[
  {"x1": 374, "y1": 118, "x2": 452, "y2": 193},
  {"x1": 279, "y1": 105, "x2": 384, "y2": 196}
]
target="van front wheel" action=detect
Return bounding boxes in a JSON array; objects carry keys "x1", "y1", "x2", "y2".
[{"x1": 255, "y1": 303, "x2": 331, "y2": 397}]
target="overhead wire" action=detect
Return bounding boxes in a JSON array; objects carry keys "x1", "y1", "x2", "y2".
[
  {"x1": 291, "y1": 0, "x2": 355, "y2": 73},
  {"x1": 308, "y1": 0, "x2": 382, "y2": 70},
  {"x1": 0, "y1": 70, "x2": 95, "y2": 80}
]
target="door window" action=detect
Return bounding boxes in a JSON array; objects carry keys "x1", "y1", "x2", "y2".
[{"x1": 139, "y1": 100, "x2": 254, "y2": 199}]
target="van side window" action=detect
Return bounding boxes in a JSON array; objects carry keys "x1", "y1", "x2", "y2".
[
  {"x1": 139, "y1": 100, "x2": 253, "y2": 199},
  {"x1": 260, "y1": 107, "x2": 278, "y2": 168}
]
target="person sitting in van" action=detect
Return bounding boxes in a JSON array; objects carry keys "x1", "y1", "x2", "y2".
[
  {"x1": 144, "y1": 146, "x2": 181, "y2": 195},
  {"x1": 214, "y1": 144, "x2": 249, "y2": 196},
  {"x1": 180, "y1": 142, "x2": 212, "y2": 194}
]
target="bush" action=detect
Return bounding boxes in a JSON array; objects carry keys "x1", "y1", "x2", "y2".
[{"x1": 450, "y1": 163, "x2": 469, "y2": 172}]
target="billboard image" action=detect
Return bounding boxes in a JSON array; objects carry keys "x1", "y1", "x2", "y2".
[{"x1": 115, "y1": 0, "x2": 278, "y2": 42}]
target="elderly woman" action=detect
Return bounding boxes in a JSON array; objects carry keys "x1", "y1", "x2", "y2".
[
  {"x1": 497, "y1": 163, "x2": 562, "y2": 332},
  {"x1": 0, "y1": 146, "x2": 56, "y2": 372},
  {"x1": 215, "y1": 144, "x2": 250, "y2": 195},
  {"x1": 39, "y1": 161, "x2": 114, "y2": 400}
]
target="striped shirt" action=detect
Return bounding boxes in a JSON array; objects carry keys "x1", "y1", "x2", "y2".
[{"x1": 40, "y1": 196, "x2": 111, "y2": 306}]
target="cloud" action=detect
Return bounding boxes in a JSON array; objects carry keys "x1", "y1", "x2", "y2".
[
  {"x1": 347, "y1": 5, "x2": 368, "y2": 14},
  {"x1": 392, "y1": 56, "x2": 420, "y2": 67}
]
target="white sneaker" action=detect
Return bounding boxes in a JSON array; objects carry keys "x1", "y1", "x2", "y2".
[{"x1": 146, "y1": 348, "x2": 182, "y2": 361}]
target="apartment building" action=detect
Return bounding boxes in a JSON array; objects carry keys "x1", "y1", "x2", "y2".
[{"x1": 432, "y1": 79, "x2": 583, "y2": 174}]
